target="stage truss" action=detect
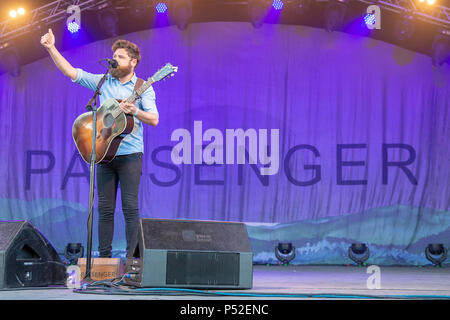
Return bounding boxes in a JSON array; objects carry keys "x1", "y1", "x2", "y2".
[{"x1": 0, "y1": 0, "x2": 449, "y2": 45}]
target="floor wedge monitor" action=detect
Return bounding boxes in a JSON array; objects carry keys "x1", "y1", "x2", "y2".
[
  {"x1": 124, "y1": 218, "x2": 253, "y2": 289},
  {"x1": 0, "y1": 220, "x2": 67, "y2": 288}
]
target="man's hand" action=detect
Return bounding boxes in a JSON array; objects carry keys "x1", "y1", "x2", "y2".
[
  {"x1": 40, "y1": 28, "x2": 55, "y2": 49},
  {"x1": 41, "y1": 28, "x2": 77, "y2": 80},
  {"x1": 120, "y1": 101, "x2": 159, "y2": 126},
  {"x1": 119, "y1": 101, "x2": 138, "y2": 115}
]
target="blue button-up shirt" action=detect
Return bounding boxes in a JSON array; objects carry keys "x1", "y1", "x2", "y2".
[{"x1": 73, "y1": 68, "x2": 158, "y2": 156}]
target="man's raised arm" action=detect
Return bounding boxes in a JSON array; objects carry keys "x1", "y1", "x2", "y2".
[{"x1": 41, "y1": 28, "x2": 78, "y2": 81}]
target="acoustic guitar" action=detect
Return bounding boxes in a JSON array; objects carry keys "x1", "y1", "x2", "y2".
[{"x1": 72, "y1": 63, "x2": 177, "y2": 164}]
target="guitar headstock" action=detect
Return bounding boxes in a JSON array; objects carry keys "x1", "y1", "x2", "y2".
[{"x1": 149, "y1": 63, "x2": 178, "y2": 83}]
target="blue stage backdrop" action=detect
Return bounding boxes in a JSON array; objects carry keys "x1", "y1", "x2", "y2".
[{"x1": 0, "y1": 22, "x2": 449, "y2": 265}]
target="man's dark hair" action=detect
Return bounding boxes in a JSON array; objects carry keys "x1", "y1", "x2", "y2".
[{"x1": 111, "y1": 39, "x2": 141, "y2": 68}]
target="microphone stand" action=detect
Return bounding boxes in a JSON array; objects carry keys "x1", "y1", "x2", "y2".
[{"x1": 82, "y1": 65, "x2": 111, "y2": 283}]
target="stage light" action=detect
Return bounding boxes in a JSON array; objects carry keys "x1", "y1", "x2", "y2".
[
  {"x1": 432, "y1": 29, "x2": 450, "y2": 66},
  {"x1": 156, "y1": 2, "x2": 168, "y2": 13},
  {"x1": 67, "y1": 5, "x2": 81, "y2": 34},
  {"x1": 425, "y1": 244, "x2": 447, "y2": 267},
  {"x1": 272, "y1": 0, "x2": 284, "y2": 11},
  {"x1": 348, "y1": 243, "x2": 370, "y2": 266},
  {"x1": 364, "y1": 5, "x2": 381, "y2": 30},
  {"x1": 67, "y1": 21, "x2": 81, "y2": 34},
  {"x1": 394, "y1": 12, "x2": 415, "y2": 41},
  {"x1": 293, "y1": 0, "x2": 311, "y2": 16},
  {"x1": 418, "y1": 0, "x2": 436, "y2": 4},
  {"x1": 8, "y1": 7, "x2": 26, "y2": 18},
  {"x1": 64, "y1": 243, "x2": 84, "y2": 265},
  {"x1": 169, "y1": 0, "x2": 192, "y2": 30},
  {"x1": 364, "y1": 13, "x2": 376, "y2": 27},
  {"x1": 275, "y1": 242, "x2": 296, "y2": 265},
  {"x1": 324, "y1": 0, "x2": 348, "y2": 32},
  {"x1": 248, "y1": 0, "x2": 272, "y2": 28},
  {"x1": 97, "y1": 6, "x2": 119, "y2": 37}
]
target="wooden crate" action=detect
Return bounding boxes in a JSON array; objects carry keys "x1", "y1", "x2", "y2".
[{"x1": 77, "y1": 258, "x2": 125, "y2": 281}]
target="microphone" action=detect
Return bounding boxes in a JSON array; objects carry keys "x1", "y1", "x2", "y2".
[{"x1": 105, "y1": 58, "x2": 118, "y2": 69}]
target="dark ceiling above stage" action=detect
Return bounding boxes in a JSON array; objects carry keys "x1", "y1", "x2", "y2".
[{"x1": 0, "y1": 0, "x2": 449, "y2": 75}]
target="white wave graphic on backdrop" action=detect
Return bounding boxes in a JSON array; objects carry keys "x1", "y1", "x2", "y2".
[{"x1": 0, "y1": 198, "x2": 85, "y2": 222}]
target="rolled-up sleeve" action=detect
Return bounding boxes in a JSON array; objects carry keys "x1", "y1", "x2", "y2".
[
  {"x1": 140, "y1": 86, "x2": 158, "y2": 118},
  {"x1": 72, "y1": 68, "x2": 104, "y2": 91}
]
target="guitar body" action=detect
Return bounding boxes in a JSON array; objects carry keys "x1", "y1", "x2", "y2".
[
  {"x1": 72, "y1": 98, "x2": 135, "y2": 164},
  {"x1": 71, "y1": 62, "x2": 178, "y2": 164}
]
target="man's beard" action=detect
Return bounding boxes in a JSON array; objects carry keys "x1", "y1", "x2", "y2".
[{"x1": 110, "y1": 62, "x2": 133, "y2": 79}]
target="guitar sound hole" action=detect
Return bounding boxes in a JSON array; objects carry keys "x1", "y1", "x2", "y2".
[{"x1": 103, "y1": 113, "x2": 115, "y2": 128}]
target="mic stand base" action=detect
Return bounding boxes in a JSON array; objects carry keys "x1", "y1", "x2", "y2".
[{"x1": 81, "y1": 277, "x2": 94, "y2": 285}]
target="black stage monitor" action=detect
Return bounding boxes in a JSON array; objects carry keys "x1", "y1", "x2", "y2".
[
  {"x1": 0, "y1": 220, "x2": 66, "y2": 288},
  {"x1": 124, "y1": 218, "x2": 253, "y2": 289}
]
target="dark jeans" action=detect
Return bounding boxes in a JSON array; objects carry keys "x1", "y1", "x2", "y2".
[{"x1": 96, "y1": 152, "x2": 143, "y2": 258}]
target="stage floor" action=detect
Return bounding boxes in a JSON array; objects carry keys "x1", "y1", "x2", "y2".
[{"x1": 0, "y1": 265, "x2": 449, "y2": 300}]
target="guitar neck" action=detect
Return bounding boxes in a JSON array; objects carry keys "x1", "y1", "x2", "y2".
[
  {"x1": 111, "y1": 78, "x2": 155, "y2": 118},
  {"x1": 127, "y1": 78, "x2": 155, "y2": 103}
]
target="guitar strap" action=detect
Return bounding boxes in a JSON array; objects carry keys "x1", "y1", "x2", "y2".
[
  {"x1": 131, "y1": 78, "x2": 145, "y2": 132},
  {"x1": 133, "y1": 78, "x2": 145, "y2": 101}
]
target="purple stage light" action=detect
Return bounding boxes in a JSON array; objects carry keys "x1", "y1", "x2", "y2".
[
  {"x1": 364, "y1": 13, "x2": 376, "y2": 27},
  {"x1": 67, "y1": 21, "x2": 80, "y2": 34},
  {"x1": 156, "y1": 2, "x2": 168, "y2": 13},
  {"x1": 272, "y1": 0, "x2": 284, "y2": 10}
]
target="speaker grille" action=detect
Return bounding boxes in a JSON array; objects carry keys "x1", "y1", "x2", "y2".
[
  {"x1": 166, "y1": 251, "x2": 240, "y2": 286},
  {"x1": 0, "y1": 221, "x2": 23, "y2": 251}
]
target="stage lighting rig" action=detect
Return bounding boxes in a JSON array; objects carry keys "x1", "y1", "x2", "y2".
[
  {"x1": 248, "y1": 0, "x2": 272, "y2": 28},
  {"x1": 425, "y1": 243, "x2": 447, "y2": 267},
  {"x1": 9, "y1": 7, "x2": 26, "y2": 18},
  {"x1": 418, "y1": 0, "x2": 436, "y2": 5},
  {"x1": 169, "y1": 0, "x2": 192, "y2": 30},
  {"x1": 364, "y1": 4, "x2": 381, "y2": 30},
  {"x1": 156, "y1": 2, "x2": 169, "y2": 14},
  {"x1": 272, "y1": 0, "x2": 285, "y2": 11},
  {"x1": 66, "y1": 5, "x2": 81, "y2": 34},
  {"x1": 275, "y1": 242, "x2": 296, "y2": 265},
  {"x1": 364, "y1": 13, "x2": 376, "y2": 26},
  {"x1": 348, "y1": 243, "x2": 370, "y2": 266},
  {"x1": 324, "y1": 0, "x2": 348, "y2": 32}
]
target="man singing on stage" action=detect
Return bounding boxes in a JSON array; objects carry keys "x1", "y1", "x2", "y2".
[{"x1": 40, "y1": 29, "x2": 159, "y2": 258}]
